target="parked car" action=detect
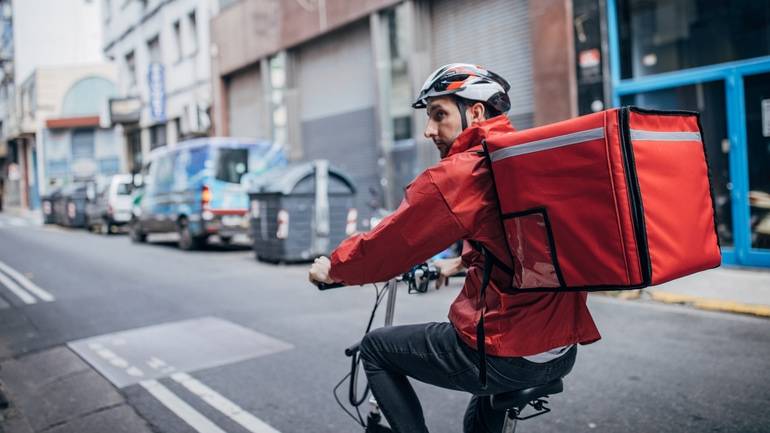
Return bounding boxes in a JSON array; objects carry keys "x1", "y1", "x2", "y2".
[
  {"x1": 129, "y1": 138, "x2": 286, "y2": 250},
  {"x1": 85, "y1": 174, "x2": 134, "y2": 234}
]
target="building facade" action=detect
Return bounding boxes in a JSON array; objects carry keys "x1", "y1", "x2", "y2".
[
  {"x1": 211, "y1": 0, "x2": 575, "y2": 225},
  {"x1": 1, "y1": 0, "x2": 122, "y2": 209},
  {"x1": 574, "y1": 0, "x2": 770, "y2": 267},
  {"x1": 101, "y1": 0, "x2": 219, "y2": 174}
]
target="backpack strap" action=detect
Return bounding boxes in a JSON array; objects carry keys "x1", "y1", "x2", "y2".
[
  {"x1": 468, "y1": 240, "x2": 513, "y2": 276},
  {"x1": 476, "y1": 245, "x2": 493, "y2": 389}
]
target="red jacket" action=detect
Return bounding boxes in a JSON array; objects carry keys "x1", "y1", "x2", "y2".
[{"x1": 330, "y1": 115, "x2": 601, "y2": 357}]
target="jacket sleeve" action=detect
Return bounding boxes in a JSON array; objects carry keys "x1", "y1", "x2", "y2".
[{"x1": 329, "y1": 170, "x2": 470, "y2": 285}]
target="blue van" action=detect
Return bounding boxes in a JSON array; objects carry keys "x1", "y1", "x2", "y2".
[{"x1": 129, "y1": 138, "x2": 285, "y2": 250}]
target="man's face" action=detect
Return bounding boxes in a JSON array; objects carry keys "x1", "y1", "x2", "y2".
[{"x1": 424, "y1": 97, "x2": 464, "y2": 158}]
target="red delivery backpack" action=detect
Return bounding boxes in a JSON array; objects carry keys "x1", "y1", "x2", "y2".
[{"x1": 483, "y1": 106, "x2": 721, "y2": 292}]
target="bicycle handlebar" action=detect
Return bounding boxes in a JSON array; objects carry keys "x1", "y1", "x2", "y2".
[
  {"x1": 315, "y1": 281, "x2": 345, "y2": 290},
  {"x1": 313, "y1": 263, "x2": 441, "y2": 292}
]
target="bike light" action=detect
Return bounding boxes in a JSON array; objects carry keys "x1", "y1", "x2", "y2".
[
  {"x1": 276, "y1": 209, "x2": 289, "y2": 239},
  {"x1": 345, "y1": 208, "x2": 358, "y2": 235}
]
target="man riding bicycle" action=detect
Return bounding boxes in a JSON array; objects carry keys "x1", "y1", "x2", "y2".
[{"x1": 309, "y1": 63, "x2": 601, "y2": 433}]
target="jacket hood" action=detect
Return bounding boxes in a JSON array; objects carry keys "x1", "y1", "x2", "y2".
[{"x1": 446, "y1": 115, "x2": 515, "y2": 157}]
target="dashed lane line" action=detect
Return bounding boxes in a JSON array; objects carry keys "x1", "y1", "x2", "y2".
[
  {"x1": 0, "y1": 268, "x2": 36, "y2": 304},
  {"x1": 140, "y1": 379, "x2": 228, "y2": 433},
  {"x1": 0, "y1": 259, "x2": 55, "y2": 302},
  {"x1": 172, "y1": 372, "x2": 281, "y2": 433}
]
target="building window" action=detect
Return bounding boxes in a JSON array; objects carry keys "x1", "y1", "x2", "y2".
[
  {"x1": 188, "y1": 10, "x2": 198, "y2": 53},
  {"x1": 98, "y1": 157, "x2": 120, "y2": 175},
  {"x1": 618, "y1": 0, "x2": 770, "y2": 79},
  {"x1": 150, "y1": 124, "x2": 167, "y2": 150},
  {"x1": 72, "y1": 129, "x2": 96, "y2": 159},
  {"x1": 125, "y1": 50, "x2": 136, "y2": 87},
  {"x1": 47, "y1": 159, "x2": 69, "y2": 177},
  {"x1": 173, "y1": 20, "x2": 182, "y2": 61},
  {"x1": 147, "y1": 35, "x2": 162, "y2": 64}
]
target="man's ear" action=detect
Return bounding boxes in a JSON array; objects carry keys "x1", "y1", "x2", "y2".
[{"x1": 469, "y1": 102, "x2": 486, "y2": 124}]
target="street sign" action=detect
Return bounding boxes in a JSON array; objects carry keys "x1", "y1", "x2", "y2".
[{"x1": 148, "y1": 63, "x2": 166, "y2": 123}]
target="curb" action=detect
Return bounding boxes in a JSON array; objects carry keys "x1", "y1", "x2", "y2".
[{"x1": 648, "y1": 290, "x2": 770, "y2": 318}]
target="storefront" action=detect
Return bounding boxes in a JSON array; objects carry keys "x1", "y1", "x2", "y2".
[{"x1": 607, "y1": 0, "x2": 770, "y2": 267}]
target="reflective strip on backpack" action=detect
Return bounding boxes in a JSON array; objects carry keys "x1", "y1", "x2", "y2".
[
  {"x1": 489, "y1": 127, "x2": 605, "y2": 161},
  {"x1": 629, "y1": 130, "x2": 702, "y2": 142},
  {"x1": 490, "y1": 128, "x2": 703, "y2": 162}
]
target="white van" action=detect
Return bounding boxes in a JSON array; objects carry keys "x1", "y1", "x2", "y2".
[{"x1": 86, "y1": 174, "x2": 135, "y2": 234}]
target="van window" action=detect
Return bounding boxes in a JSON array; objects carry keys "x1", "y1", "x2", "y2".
[
  {"x1": 155, "y1": 154, "x2": 175, "y2": 192},
  {"x1": 216, "y1": 148, "x2": 248, "y2": 183},
  {"x1": 116, "y1": 182, "x2": 133, "y2": 195}
]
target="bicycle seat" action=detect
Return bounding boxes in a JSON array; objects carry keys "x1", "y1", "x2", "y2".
[{"x1": 490, "y1": 378, "x2": 563, "y2": 411}]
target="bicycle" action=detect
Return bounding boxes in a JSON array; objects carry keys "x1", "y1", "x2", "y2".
[{"x1": 315, "y1": 264, "x2": 563, "y2": 433}]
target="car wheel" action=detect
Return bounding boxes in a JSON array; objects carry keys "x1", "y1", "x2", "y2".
[
  {"x1": 178, "y1": 218, "x2": 204, "y2": 250},
  {"x1": 129, "y1": 220, "x2": 147, "y2": 243}
]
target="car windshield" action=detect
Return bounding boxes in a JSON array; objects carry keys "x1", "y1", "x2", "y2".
[
  {"x1": 215, "y1": 148, "x2": 249, "y2": 183},
  {"x1": 116, "y1": 182, "x2": 133, "y2": 195}
]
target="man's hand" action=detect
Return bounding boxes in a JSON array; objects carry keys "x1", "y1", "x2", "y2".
[
  {"x1": 433, "y1": 257, "x2": 464, "y2": 289},
  {"x1": 309, "y1": 256, "x2": 335, "y2": 285}
]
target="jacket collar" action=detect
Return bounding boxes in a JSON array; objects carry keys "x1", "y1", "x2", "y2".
[{"x1": 446, "y1": 115, "x2": 515, "y2": 157}]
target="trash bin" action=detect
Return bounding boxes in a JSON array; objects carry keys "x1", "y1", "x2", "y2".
[
  {"x1": 59, "y1": 183, "x2": 90, "y2": 228},
  {"x1": 248, "y1": 160, "x2": 357, "y2": 263},
  {"x1": 41, "y1": 187, "x2": 61, "y2": 224}
]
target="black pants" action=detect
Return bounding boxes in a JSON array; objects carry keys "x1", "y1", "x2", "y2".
[{"x1": 359, "y1": 322, "x2": 577, "y2": 433}]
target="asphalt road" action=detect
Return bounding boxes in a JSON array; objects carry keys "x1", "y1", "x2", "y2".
[{"x1": 0, "y1": 214, "x2": 769, "y2": 433}]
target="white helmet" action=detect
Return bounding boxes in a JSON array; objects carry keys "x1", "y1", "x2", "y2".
[{"x1": 412, "y1": 63, "x2": 511, "y2": 114}]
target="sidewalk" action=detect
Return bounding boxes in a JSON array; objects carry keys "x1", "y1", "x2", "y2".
[
  {"x1": 641, "y1": 266, "x2": 770, "y2": 318},
  {"x1": 0, "y1": 347, "x2": 154, "y2": 433},
  {"x1": 0, "y1": 206, "x2": 43, "y2": 226}
]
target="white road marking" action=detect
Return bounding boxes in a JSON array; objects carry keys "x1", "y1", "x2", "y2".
[
  {"x1": 88, "y1": 342, "x2": 104, "y2": 351},
  {"x1": 0, "y1": 270, "x2": 36, "y2": 304},
  {"x1": 147, "y1": 357, "x2": 168, "y2": 370},
  {"x1": 172, "y1": 372, "x2": 281, "y2": 433},
  {"x1": 0, "y1": 260, "x2": 55, "y2": 302},
  {"x1": 96, "y1": 348, "x2": 118, "y2": 360},
  {"x1": 126, "y1": 366, "x2": 145, "y2": 377},
  {"x1": 141, "y1": 380, "x2": 228, "y2": 433}
]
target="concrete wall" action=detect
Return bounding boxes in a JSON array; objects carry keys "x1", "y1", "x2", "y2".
[
  {"x1": 530, "y1": 0, "x2": 578, "y2": 126},
  {"x1": 211, "y1": 0, "x2": 401, "y2": 77}
]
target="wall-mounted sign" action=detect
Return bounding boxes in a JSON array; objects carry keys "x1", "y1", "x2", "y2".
[
  {"x1": 109, "y1": 97, "x2": 142, "y2": 124},
  {"x1": 148, "y1": 63, "x2": 166, "y2": 123}
]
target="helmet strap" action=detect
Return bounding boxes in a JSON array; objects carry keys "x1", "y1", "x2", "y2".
[{"x1": 455, "y1": 98, "x2": 468, "y2": 131}]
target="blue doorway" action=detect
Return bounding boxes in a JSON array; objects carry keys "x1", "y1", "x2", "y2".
[{"x1": 607, "y1": 0, "x2": 770, "y2": 267}]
